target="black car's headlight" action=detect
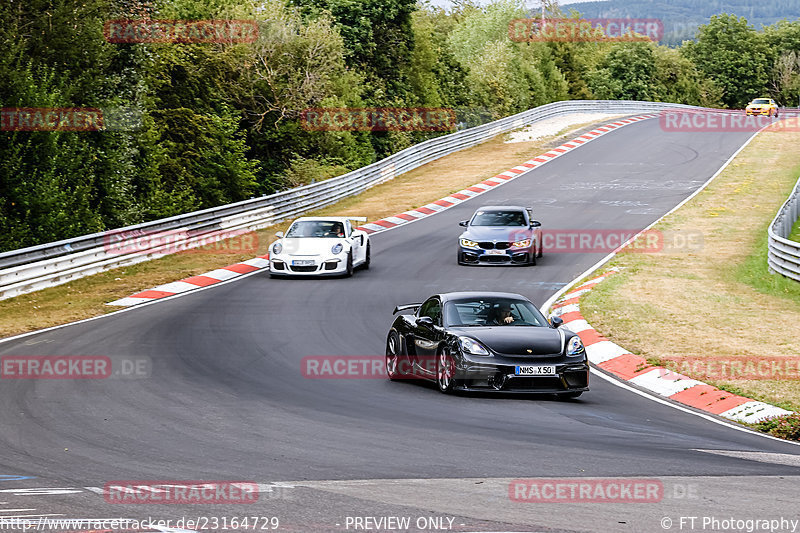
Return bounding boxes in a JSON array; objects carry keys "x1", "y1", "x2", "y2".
[
  {"x1": 458, "y1": 336, "x2": 490, "y2": 356},
  {"x1": 272, "y1": 242, "x2": 283, "y2": 255},
  {"x1": 566, "y1": 336, "x2": 585, "y2": 356}
]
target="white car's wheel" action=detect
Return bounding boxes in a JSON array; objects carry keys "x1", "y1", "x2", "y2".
[{"x1": 345, "y1": 252, "x2": 354, "y2": 277}]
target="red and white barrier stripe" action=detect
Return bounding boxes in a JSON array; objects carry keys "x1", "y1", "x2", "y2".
[
  {"x1": 107, "y1": 115, "x2": 654, "y2": 307},
  {"x1": 550, "y1": 271, "x2": 793, "y2": 423},
  {"x1": 356, "y1": 115, "x2": 655, "y2": 234},
  {"x1": 107, "y1": 256, "x2": 269, "y2": 306}
]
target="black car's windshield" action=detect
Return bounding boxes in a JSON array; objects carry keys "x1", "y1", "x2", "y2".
[
  {"x1": 752, "y1": 99, "x2": 771, "y2": 104},
  {"x1": 470, "y1": 210, "x2": 526, "y2": 226},
  {"x1": 444, "y1": 297, "x2": 547, "y2": 327},
  {"x1": 286, "y1": 220, "x2": 345, "y2": 238}
]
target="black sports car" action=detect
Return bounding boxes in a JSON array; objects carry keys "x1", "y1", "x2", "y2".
[{"x1": 385, "y1": 292, "x2": 589, "y2": 396}]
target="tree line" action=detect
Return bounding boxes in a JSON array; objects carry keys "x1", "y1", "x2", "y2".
[{"x1": 1, "y1": 0, "x2": 799, "y2": 252}]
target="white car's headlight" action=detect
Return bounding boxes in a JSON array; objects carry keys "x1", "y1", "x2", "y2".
[
  {"x1": 460, "y1": 238, "x2": 479, "y2": 249},
  {"x1": 331, "y1": 243, "x2": 343, "y2": 254},
  {"x1": 512, "y1": 239, "x2": 531, "y2": 248},
  {"x1": 566, "y1": 336, "x2": 585, "y2": 356},
  {"x1": 459, "y1": 336, "x2": 490, "y2": 356},
  {"x1": 272, "y1": 242, "x2": 282, "y2": 255}
]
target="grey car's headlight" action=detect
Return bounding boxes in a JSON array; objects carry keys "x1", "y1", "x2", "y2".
[
  {"x1": 460, "y1": 238, "x2": 479, "y2": 249},
  {"x1": 331, "y1": 243, "x2": 343, "y2": 254},
  {"x1": 566, "y1": 336, "x2": 585, "y2": 356},
  {"x1": 272, "y1": 242, "x2": 282, "y2": 255},
  {"x1": 459, "y1": 336, "x2": 490, "y2": 356}
]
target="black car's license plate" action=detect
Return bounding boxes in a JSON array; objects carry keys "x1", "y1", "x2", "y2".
[{"x1": 515, "y1": 365, "x2": 556, "y2": 376}]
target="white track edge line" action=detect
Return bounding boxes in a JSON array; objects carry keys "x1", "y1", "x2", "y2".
[
  {"x1": 590, "y1": 368, "x2": 800, "y2": 447},
  {"x1": 538, "y1": 124, "x2": 799, "y2": 444}
]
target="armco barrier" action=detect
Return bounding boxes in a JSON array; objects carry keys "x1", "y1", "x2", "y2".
[
  {"x1": 0, "y1": 100, "x2": 702, "y2": 300},
  {"x1": 768, "y1": 175, "x2": 800, "y2": 282}
]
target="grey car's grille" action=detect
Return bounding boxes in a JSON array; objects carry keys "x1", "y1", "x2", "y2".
[{"x1": 479, "y1": 242, "x2": 511, "y2": 250}]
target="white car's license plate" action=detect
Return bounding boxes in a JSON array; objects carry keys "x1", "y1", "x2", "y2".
[
  {"x1": 292, "y1": 260, "x2": 315, "y2": 266},
  {"x1": 515, "y1": 365, "x2": 557, "y2": 376},
  {"x1": 486, "y1": 249, "x2": 506, "y2": 255}
]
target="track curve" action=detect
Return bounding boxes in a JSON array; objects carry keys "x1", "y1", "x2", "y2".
[{"x1": 1, "y1": 117, "x2": 799, "y2": 532}]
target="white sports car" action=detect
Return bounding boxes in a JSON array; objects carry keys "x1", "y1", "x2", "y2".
[{"x1": 269, "y1": 216, "x2": 371, "y2": 277}]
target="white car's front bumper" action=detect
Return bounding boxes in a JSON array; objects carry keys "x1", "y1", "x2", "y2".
[{"x1": 269, "y1": 255, "x2": 346, "y2": 276}]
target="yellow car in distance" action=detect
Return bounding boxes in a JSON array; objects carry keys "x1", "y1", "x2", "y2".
[{"x1": 746, "y1": 98, "x2": 779, "y2": 117}]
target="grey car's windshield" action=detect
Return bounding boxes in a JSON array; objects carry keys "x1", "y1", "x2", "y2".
[
  {"x1": 444, "y1": 297, "x2": 547, "y2": 327},
  {"x1": 470, "y1": 210, "x2": 526, "y2": 226},
  {"x1": 286, "y1": 220, "x2": 345, "y2": 238}
]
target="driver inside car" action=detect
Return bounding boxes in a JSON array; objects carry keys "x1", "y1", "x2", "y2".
[{"x1": 490, "y1": 304, "x2": 515, "y2": 325}]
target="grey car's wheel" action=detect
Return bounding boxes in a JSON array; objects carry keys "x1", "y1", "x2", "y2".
[
  {"x1": 528, "y1": 251, "x2": 537, "y2": 266},
  {"x1": 386, "y1": 331, "x2": 404, "y2": 381},
  {"x1": 436, "y1": 348, "x2": 456, "y2": 393},
  {"x1": 557, "y1": 391, "x2": 583, "y2": 400},
  {"x1": 537, "y1": 240, "x2": 543, "y2": 258}
]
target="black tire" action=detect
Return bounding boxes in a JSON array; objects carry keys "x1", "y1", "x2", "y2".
[
  {"x1": 386, "y1": 331, "x2": 404, "y2": 381},
  {"x1": 537, "y1": 240, "x2": 543, "y2": 258},
  {"x1": 362, "y1": 242, "x2": 371, "y2": 270},
  {"x1": 345, "y1": 252, "x2": 354, "y2": 277},
  {"x1": 436, "y1": 347, "x2": 456, "y2": 394},
  {"x1": 557, "y1": 391, "x2": 583, "y2": 400},
  {"x1": 528, "y1": 251, "x2": 537, "y2": 266}
]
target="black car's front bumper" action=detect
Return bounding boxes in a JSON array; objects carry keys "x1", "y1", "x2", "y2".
[{"x1": 454, "y1": 356, "x2": 589, "y2": 393}]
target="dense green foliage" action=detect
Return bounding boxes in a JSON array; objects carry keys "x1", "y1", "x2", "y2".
[
  {"x1": 1, "y1": 0, "x2": 799, "y2": 251},
  {"x1": 573, "y1": 0, "x2": 800, "y2": 46}
]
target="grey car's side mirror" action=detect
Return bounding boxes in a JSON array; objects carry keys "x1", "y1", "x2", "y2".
[
  {"x1": 550, "y1": 315, "x2": 563, "y2": 328},
  {"x1": 530, "y1": 220, "x2": 542, "y2": 228},
  {"x1": 459, "y1": 220, "x2": 468, "y2": 227},
  {"x1": 275, "y1": 231, "x2": 284, "y2": 238}
]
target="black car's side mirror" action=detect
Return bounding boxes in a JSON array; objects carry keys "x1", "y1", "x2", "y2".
[
  {"x1": 550, "y1": 315, "x2": 563, "y2": 328},
  {"x1": 530, "y1": 220, "x2": 542, "y2": 228},
  {"x1": 418, "y1": 316, "x2": 435, "y2": 328},
  {"x1": 459, "y1": 220, "x2": 468, "y2": 227}
]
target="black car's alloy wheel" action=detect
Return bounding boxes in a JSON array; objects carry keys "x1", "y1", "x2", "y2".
[
  {"x1": 386, "y1": 331, "x2": 404, "y2": 381},
  {"x1": 436, "y1": 348, "x2": 456, "y2": 393}
]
